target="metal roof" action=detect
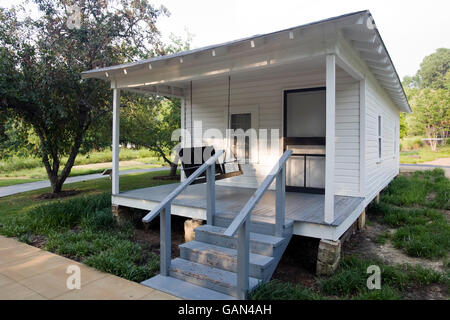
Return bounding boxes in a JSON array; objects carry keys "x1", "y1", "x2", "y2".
[{"x1": 82, "y1": 10, "x2": 410, "y2": 113}]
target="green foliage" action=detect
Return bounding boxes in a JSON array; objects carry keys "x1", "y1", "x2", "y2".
[
  {"x1": 400, "y1": 144, "x2": 450, "y2": 163},
  {"x1": 392, "y1": 222, "x2": 450, "y2": 259},
  {"x1": 402, "y1": 48, "x2": 449, "y2": 142},
  {"x1": 0, "y1": 191, "x2": 160, "y2": 282},
  {"x1": 369, "y1": 171, "x2": 450, "y2": 259},
  {"x1": 319, "y1": 256, "x2": 446, "y2": 299},
  {"x1": 121, "y1": 93, "x2": 181, "y2": 173},
  {"x1": 0, "y1": 1, "x2": 168, "y2": 193},
  {"x1": 417, "y1": 48, "x2": 450, "y2": 90},
  {"x1": 381, "y1": 169, "x2": 449, "y2": 209}
]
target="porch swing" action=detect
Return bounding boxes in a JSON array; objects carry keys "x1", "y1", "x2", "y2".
[{"x1": 178, "y1": 77, "x2": 243, "y2": 185}]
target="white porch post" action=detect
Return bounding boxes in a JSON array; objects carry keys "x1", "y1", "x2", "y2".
[
  {"x1": 112, "y1": 88, "x2": 120, "y2": 195},
  {"x1": 325, "y1": 54, "x2": 335, "y2": 224}
]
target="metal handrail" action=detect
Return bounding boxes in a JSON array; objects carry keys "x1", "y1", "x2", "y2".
[
  {"x1": 224, "y1": 150, "x2": 293, "y2": 237},
  {"x1": 142, "y1": 149, "x2": 224, "y2": 223},
  {"x1": 141, "y1": 149, "x2": 224, "y2": 276},
  {"x1": 223, "y1": 149, "x2": 292, "y2": 299}
]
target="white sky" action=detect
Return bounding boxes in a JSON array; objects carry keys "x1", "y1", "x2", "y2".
[
  {"x1": 153, "y1": 0, "x2": 450, "y2": 79},
  {"x1": 2, "y1": 0, "x2": 449, "y2": 79}
]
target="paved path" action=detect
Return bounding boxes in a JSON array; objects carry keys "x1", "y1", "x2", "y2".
[
  {"x1": 0, "y1": 235, "x2": 178, "y2": 300},
  {"x1": 0, "y1": 167, "x2": 170, "y2": 198},
  {"x1": 400, "y1": 163, "x2": 450, "y2": 178}
]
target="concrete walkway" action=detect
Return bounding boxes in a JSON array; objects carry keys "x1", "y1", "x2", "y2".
[
  {"x1": 400, "y1": 163, "x2": 450, "y2": 178},
  {"x1": 0, "y1": 167, "x2": 170, "y2": 198},
  {"x1": 0, "y1": 236, "x2": 178, "y2": 300}
]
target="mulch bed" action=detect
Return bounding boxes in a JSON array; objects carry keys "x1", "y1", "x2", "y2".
[{"x1": 35, "y1": 189, "x2": 81, "y2": 200}]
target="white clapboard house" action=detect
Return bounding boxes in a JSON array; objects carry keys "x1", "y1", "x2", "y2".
[{"x1": 82, "y1": 10, "x2": 411, "y2": 300}]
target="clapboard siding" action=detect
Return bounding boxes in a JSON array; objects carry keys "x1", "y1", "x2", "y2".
[
  {"x1": 364, "y1": 76, "x2": 400, "y2": 202},
  {"x1": 335, "y1": 72, "x2": 360, "y2": 196},
  {"x1": 182, "y1": 65, "x2": 360, "y2": 195}
]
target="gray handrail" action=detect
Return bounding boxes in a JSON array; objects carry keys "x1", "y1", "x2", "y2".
[
  {"x1": 142, "y1": 149, "x2": 224, "y2": 223},
  {"x1": 224, "y1": 150, "x2": 292, "y2": 237},
  {"x1": 141, "y1": 149, "x2": 223, "y2": 277},
  {"x1": 223, "y1": 149, "x2": 292, "y2": 299}
]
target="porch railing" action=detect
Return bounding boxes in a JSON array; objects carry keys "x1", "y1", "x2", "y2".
[
  {"x1": 224, "y1": 150, "x2": 293, "y2": 299},
  {"x1": 142, "y1": 149, "x2": 224, "y2": 276}
]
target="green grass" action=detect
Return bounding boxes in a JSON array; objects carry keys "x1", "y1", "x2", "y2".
[
  {"x1": 381, "y1": 169, "x2": 450, "y2": 209},
  {"x1": 250, "y1": 280, "x2": 322, "y2": 300},
  {"x1": 0, "y1": 148, "x2": 166, "y2": 181},
  {"x1": 0, "y1": 169, "x2": 178, "y2": 222},
  {"x1": 368, "y1": 169, "x2": 450, "y2": 259},
  {"x1": 0, "y1": 178, "x2": 42, "y2": 187},
  {"x1": 251, "y1": 256, "x2": 448, "y2": 300},
  {"x1": 400, "y1": 144, "x2": 450, "y2": 164},
  {"x1": 0, "y1": 172, "x2": 177, "y2": 282}
]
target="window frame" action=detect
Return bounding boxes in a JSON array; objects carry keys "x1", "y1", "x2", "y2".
[{"x1": 377, "y1": 115, "x2": 382, "y2": 163}]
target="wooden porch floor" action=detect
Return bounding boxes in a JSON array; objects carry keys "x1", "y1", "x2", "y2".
[{"x1": 113, "y1": 183, "x2": 364, "y2": 227}]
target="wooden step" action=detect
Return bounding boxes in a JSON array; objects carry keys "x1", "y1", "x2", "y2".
[
  {"x1": 141, "y1": 275, "x2": 236, "y2": 300},
  {"x1": 169, "y1": 258, "x2": 260, "y2": 298},
  {"x1": 194, "y1": 225, "x2": 285, "y2": 257},
  {"x1": 180, "y1": 240, "x2": 275, "y2": 280},
  {"x1": 214, "y1": 215, "x2": 294, "y2": 237}
]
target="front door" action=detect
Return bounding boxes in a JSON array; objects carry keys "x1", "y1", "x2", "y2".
[{"x1": 283, "y1": 88, "x2": 326, "y2": 194}]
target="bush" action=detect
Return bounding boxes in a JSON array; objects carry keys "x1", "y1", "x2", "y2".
[{"x1": 400, "y1": 137, "x2": 424, "y2": 151}]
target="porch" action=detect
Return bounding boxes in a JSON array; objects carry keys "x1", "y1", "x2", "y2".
[{"x1": 112, "y1": 181, "x2": 365, "y2": 241}]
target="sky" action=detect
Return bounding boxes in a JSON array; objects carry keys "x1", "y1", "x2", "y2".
[
  {"x1": 1, "y1": 0, "x2": 449, "y2": 79},
  {"x1": 152, "y1": 0, "x2": 450, "y2": 79}
]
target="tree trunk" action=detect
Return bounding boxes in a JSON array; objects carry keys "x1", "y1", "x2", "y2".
[{"x1": 170, "y1": 162, "x2": 178, "y2": 177}]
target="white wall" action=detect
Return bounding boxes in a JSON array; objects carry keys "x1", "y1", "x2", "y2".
[
  {"x1": 364, "y1": 77, "x2": 400, "y2": 202},
  {"x1": 182, "y1": 64, "x2": 361, "y2": 195}
]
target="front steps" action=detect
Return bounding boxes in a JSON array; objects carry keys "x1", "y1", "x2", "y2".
[{"x1": 141, "y1": 219, "x2": 293, "y2": 299}]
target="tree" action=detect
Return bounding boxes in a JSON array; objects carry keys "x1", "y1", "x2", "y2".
[
  {"x1": 0, "y1": 0, "x2": 168, "y2": 193},
  {"x1": 121, "y1": 94, "x2": 181, "y2": 177},
  {"x1": 407, "y1": 88, "x2": 449, "y2": 151},
  {"x1": 417, "y1": 48, "x2": 450, "y2": 89}
]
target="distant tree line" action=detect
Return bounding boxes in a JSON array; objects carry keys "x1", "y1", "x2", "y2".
[{"x1": 402, "y1": 48, "x2": 449, "y2": 151}]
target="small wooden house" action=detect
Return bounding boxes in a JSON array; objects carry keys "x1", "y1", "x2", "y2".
[{"x1": 82, "y1": 10, "x2": 411, "y2": 299}]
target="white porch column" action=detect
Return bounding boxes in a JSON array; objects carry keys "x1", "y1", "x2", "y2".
[
  {"x1": 325, "y1": 54, "x2": 336, "y2": 224},
  {"x1": 112, "y1": 88, "x2": 120, "y2": 195}
]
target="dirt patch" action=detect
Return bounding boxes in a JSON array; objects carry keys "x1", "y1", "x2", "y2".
[
  {"x1": 343, "y1": 222, "x2": 445, "y2": 272},
  {"x1": 133, "y1": 215, "x2": 187, "y2": 258},
  {"x1": 403, "y1": 283, "x2": 448, "y2": 300},
  {"x1": 152, "y1": 175, "x2": 181, "y2": 181},
  {"x1": 35, "y1": 189, "x2": 81, "y2": 200},
  {"x1": 271, "y1": 236, "x2": 318, "y2": 287},
  {"x1": 29, "y1": 234, "x2": 46, "y2": 248}
]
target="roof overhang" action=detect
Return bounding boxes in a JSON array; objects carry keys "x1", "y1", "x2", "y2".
[{"x1": 82, "y1": 10, "x2": 411, "y2": 113}]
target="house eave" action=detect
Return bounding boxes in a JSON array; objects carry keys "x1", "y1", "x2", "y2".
[{"x1": 81, "y1": 10, "x2": 410, "y2": 113}]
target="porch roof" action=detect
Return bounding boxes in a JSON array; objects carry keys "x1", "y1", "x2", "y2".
[{"x1": 82, "y1": 10, "x2": 410, "y2": 113}]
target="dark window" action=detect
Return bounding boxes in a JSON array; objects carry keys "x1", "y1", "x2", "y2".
[{"x1": 231, "y1": 113, "x2": 251, "y2": 162}]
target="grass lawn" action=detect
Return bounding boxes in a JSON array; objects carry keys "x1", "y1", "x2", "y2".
[
  {"x1": 0, "y1": 169, "x2": 177, "y2": 221},
  {"x1": 0, "y1": 148, "x2": 167, "y2": 185},
  {"x1": 0, "y1": 178, "x2": 42, "y2": 187},
  {"x1": 250, "y1": 256, "x2": 447, "y2": 300},
  {"x1": 400, "y1": 144, "x2": 450, "y2": 164},
  {"x1": 252, "y1": 169, "x2": 450, "y2": 300},
  {"x1": 0, "y1": 170, "x2": 178, "y2": 283}
]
